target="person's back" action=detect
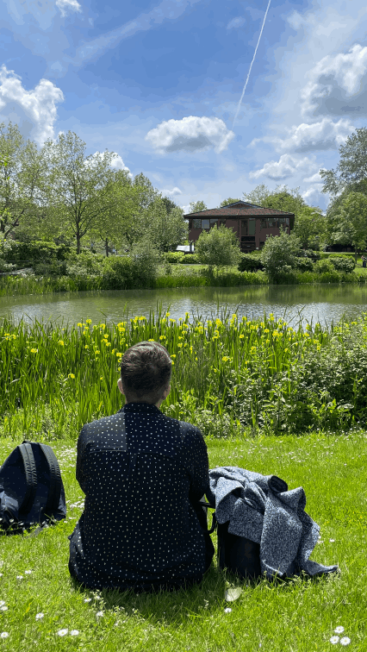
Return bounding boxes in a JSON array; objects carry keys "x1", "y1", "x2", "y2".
[{"x1": 68, "y1": 341, "x2": 214, "y2": 592}]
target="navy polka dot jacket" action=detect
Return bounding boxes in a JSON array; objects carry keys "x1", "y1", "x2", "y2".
[{"x1": 68, "y1": 401, "x2": 211, "y2": 592}]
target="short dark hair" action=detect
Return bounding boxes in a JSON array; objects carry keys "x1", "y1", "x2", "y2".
[{"x1": 120, "y1": 341, "x2": 172, "y2": 405}]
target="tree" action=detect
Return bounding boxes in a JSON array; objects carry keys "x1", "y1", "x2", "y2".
[
  {"x1": 195, "y1": 223, "x2": 242, "y2": 275},
  {"x1": 0, "y1": 122, "x2": 49, "y2": 239},
  {"x1": 148, "y1": 198, "x2": 188, "y2": 252},
  {"x1": 42, "y1": 131, "x2": 119, "y2": 253},
  {"x1": 293, "y1": 205, "x2": 327, "y2": 250},
  {"x1": 320, "y1": 127, "x2": 367, "y2": 200},
  {"x1": 328, "y1": 192, "x2": 367, "y2": 261},
  {"x1": 188, "y1": 200, "x2": 207, "y2": 213},
  {"x1": 89, "y1": 168, "x2": 141, "y2": 256},
  {"x1": 219, "y1": 197, "x2": 241, "y2": 207},
  {"x1": 260, "y1": 228, "x2": 301, "y2": 279},
  {"x1": 161, "y1": 196, "x2": 178, "y2": 214}
]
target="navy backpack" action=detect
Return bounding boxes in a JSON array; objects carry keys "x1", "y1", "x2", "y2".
[{"x1": 0, "y1": 439, "x2": 67, "y2": 536}]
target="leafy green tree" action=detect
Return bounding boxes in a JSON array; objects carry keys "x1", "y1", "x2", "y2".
[
  {"x1": 161, "y1": 196, "x2": 178, "y2": 214},
  {"x1": 195, "y1": 223, "x2": 242, "y2": 275},
  {"x1": 188, "y1": 200, "x2": 207, "y2": 213},
  {"x1": 89, "y1": 168, "x2": 141, "y2": 256},
  {"x1": 148, "y1": 198, "x2": 188, "y2": 252},
  {"x1": 327, "y1": 192, "x2": 367, "y2": 261},
  {"x1": 260, "y1": 228, "x2": 301, "y2": 279},
  {"x1": 42, "y1": 131, "x2": 118, "y2": 253},
  {"x1": 0, "y1": 122, "x2": 49, "y2": 239},
  {"x1": 319, "y1": 127, "x2": 367, "y2": 199},
  {"x1": 219, "y1": 197, "x2": 241, "y2": 207},
  {"x1": 293, "y1": 206, "x2": 327, "y2": 250}
]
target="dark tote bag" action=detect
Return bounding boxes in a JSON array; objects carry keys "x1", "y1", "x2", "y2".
[
  {"x1": 0, "y1": 439, "x2": 67, "y2": 536},
  {"x1": 199, "y1": 500, "x2": 262, "y2": 580}
]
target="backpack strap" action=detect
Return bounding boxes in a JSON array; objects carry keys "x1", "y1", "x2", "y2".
[
  {"x1": 38, "y1": 444, "x2": 62, "y2": 518},
  {"x1": 18, "y1": 442, "x2": 38, "y2": 516}
]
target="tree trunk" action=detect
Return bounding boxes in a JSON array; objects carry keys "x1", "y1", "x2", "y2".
[
  {"x1": 76, "y1": 233, "x2": 81, "y2": 254},
  {"x1": 105, "y1": 237, "x2": 109, "y2": 257}
]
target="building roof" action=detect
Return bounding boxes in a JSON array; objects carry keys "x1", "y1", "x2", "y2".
[{"x1": 184, "y1": 200, "x2": 295, "y2": 218}]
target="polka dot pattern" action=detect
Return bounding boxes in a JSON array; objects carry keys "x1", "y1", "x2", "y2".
[{"x1": 68, "y1": 402, "x2": 210, "y2": 591}]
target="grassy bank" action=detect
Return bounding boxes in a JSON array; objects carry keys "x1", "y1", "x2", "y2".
[
  {"x1": 0, "y1": 432, "x2": 366, "y2": 651},
  {"x1": 2, "y1": 310, "x2": 367, "y2": 439}
]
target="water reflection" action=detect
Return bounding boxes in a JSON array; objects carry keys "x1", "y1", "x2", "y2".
[{"x1": 1, "y1": 284, "x2": 367, "y2": 327}]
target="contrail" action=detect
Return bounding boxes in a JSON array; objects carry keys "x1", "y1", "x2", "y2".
[{"x1": 232, "y1": 0, "x2": 272, "y2": 128}]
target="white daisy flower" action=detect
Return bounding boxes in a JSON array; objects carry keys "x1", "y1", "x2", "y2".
[
  {"x1": 0, "y1": 574, "x2": 3, "y2": 577},
  {"x1": 36, "y1": 613, "x2": 44, "y2": 620},
  {"x1": 57, "y1": 628, "x2": 68, "y2": 636},
  {"x1": 330, "y1": 636, "x2": 339, "y2": 644},
  {"x1": 335, "y1": 626, "x2": 344, "y2": 633},
  {"x1": 329, "y1": 539, "x2": 335, "y2": 543},
  {"x1": 84, "y1": 598, "x2": 92, "y2": 603},
  {"x1": 340, "y1": 637, "x2": 351, "y2": 646},
  {"x1": 94, "y1": 596, "x2": 102, "y2": 600},
  {"x1": 25, "y1": 570, "x2": 32, "y2": 575},
  {"x1": 70, "y1": 630, "x2": 79, "y2": 636},
  {"x1": 224, "y1": 607, "x2": 232, "y2": 613},
  {"x1": 0, "y1": 632, "x2": 9, "y2": 638},
  {"x1": 0, "y1": 607, "x2": 8, "y2": 612},
  {"x1": 96, "y1": 611, "x2": 104, "y2": 618},
  {"x1": 16, "y1": 576, "x2": 23, "y2": 580}
]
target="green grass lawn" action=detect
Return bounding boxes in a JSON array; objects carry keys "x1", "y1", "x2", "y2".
[{"x1": 1, "y1": 430, "x2": 366, "y2": 651}]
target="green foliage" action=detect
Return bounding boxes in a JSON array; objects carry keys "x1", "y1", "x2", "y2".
[
  {"x1": 238, "y1": 254, "x2": 264, "y2": 272},
  {"x1": 260, "y1": 228, "x2": 301, "y2": 278},
  {"x1": 294, "y1": 257, "x2": 314, "y2": 271},
  {"x1": 180, "y1": 254, "x2": 201, "y2": 264},
  {"x1": 330, "y1": 257, "x2": 355, "y2": 273},
  {"x1": 3, "y1": 240, "x2": 71, "y2": 267},
  {"x1": 314, "y1": 259, "x2": 335, "y2": 274},
  {"x1": 188, "y1": 200, "x2": 207, "y2": 213},
  {"x1": 163, "y1": 251, "x2": 185, "y2": 263},
  {"x1": 100, "y1": 256, "x2": 134, "y2": 289},
  {"x1": 218, "y1": 197, "x2": 241, "y2": 207},
  {"x1": 293, "y1": 206, "x2": 327, "y2": 249},
  {"x1": 195, "y1": 224, "x2": 242, "y2": 271}
]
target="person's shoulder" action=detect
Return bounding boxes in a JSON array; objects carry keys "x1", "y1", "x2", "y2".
[
  {"x1": 160, "y1": 412, "x2": 204, "y2": 441},
  {"x1": 79, "y1": 412, "x2": 123, "y2": 436}
]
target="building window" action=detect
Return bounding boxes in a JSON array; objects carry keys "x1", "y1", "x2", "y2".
[
  {"x1": 210, "y1": 218, "x2": 218, "y2": 227},
  {"x1": 193, "y1": 219, "x2": 201, "y2": 228},
  {"x1": 248, "y1": 218, "x2": 256, "y2": 236},
  {"x1": 201, "y1": 219, "x2": 210, "y2": 229}
]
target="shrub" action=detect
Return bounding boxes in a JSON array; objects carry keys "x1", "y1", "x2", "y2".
[
  {"x1": 260, "y1": 228, "x2": 301, "y2": 279},
  {"x1": 164, "y1": 251, "x2": 185, "y2": 263},
  {"x1": 238, "y1": 254, "x2": 264, "y2": 272},
  {"x1": 330, "y1": 257, "x2": 355, "y2": 273},
  {"x1": 195, "y1": 224, "x2": 242, "y2": 272},
  {"x1": 180, "y1": 254, "x2": 201, "y2": 264},
  {"x1": 3, "y1": 240, "x2": 71, "y2": 267},
  {"x1": 295, "y1": 257, "x2": 314, "y2": 271},
  {"x1": 33, "y1": 260, "x2": 68, "y2": 277},
  {"x1": 66, "y1": 251, "x2": 104, "y2": 276},
  {"x1": 314, "y1": 259, "x2": 335, "y2": 274},
  {"x1": 100, "y1": 256, "x2": 134, "y2": 289}
]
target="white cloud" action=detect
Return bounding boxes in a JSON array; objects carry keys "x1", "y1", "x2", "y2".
[
  {"x1": 110, "y1": 154, "x2": 132, "y2": 177},
  {"x1": 248, "y1": 117, "x2": 355, "y2": 153},
  {"x1": 160, "y1": 187, "x2": 182, "y2": 196},
  {"x1": 145, "y1": 116, "x2": 235, "y2": 154},
  {"x1": 84, "y1": 151, "x2": 132, "y2": 177},
  {"x1": 226, "y1": 16, "x2": 246, "y2": 30},
  {"x1": 0, "y1": 65, "x2": 64, "y2": 145},
  {"x1": 56, "y1": 0, "x2": 82, "y2": 17},
  {"x1": 301, "y1": 44, "x2": 367, "y2": 118},
  {"x1": 248, "y1": 154, "x2": 315, "y2": 181}
]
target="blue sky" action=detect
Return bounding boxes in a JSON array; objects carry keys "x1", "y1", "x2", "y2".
[{"x1": 1, "y1": 0, "x2": 367, "y2": 215}]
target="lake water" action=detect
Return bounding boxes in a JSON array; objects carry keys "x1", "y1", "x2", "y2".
[{"x1": 1, "y1": 284, "x2": 367, "y2": 328}]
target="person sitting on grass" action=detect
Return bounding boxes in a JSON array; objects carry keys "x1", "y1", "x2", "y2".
[{"x1": 68, "y1": 340, "x2": 214, "y2": 593}]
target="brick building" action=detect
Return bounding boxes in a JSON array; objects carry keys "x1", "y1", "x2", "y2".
[{"x1": 184, "y1": 201, "x2": 295, "y2": 253}]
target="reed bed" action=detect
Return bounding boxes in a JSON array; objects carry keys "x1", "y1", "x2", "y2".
[{"x1": 2, "y1": 309, "x2": 367, "y2": 440}]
